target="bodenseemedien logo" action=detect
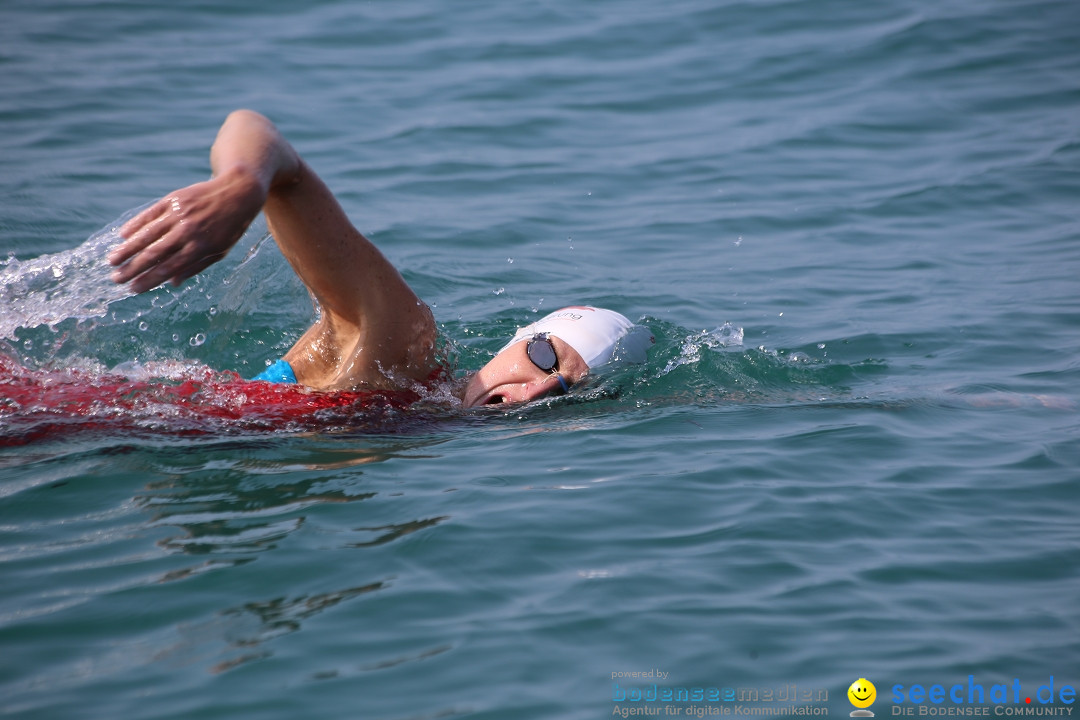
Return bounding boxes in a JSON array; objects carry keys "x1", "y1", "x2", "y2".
[{"x1": 849, "y1": 678, "x2": 877, "y2": 717}]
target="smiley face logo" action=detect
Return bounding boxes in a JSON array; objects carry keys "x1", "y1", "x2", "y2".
[{"x1": 848, "y1": 678, "x2": 876, "y2": 714}]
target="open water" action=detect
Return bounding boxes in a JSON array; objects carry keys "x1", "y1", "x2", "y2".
[{"x1": 1, "y1": 0, "x2": 1078, "y2": 718}]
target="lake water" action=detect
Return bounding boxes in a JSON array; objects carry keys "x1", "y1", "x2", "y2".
[{"x1": 2, "y1": 0, "x2": 1078, "y2": 718}]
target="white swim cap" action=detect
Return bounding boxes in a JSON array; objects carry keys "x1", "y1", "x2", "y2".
[{"x1": 499, "y1": 306, "x2": 654, "y2": 368}]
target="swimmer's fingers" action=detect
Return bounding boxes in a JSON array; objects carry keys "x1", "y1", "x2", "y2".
[
  {"x1": 111, "y1": 207, "x2": 218, "y2": 292},
  {"x1": 108, "y1": 184, "x2": 242, "y2": 291},
  {"x1": 109, "y1": 173, "x2": 264, "y2": 292},
  {"x1": 118, "y1": 197, "x2": 170, "y2": 240},
  {"x1": 109, "y1": 199, "x2": 173, "y2": 267},
  {"x1": 121, "y1": 233, "x2": 227, "y2": 293},
  {"x1": 165, "y1": 247, "x2": 230, "y2": 288},
  {"x1": 110, "y1": 224, "x2": 195, "y2": 293}
]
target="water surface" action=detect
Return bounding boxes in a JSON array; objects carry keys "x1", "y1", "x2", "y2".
[{"x1": 2, "y1": 0, "x2": 1078, "y2": 718}]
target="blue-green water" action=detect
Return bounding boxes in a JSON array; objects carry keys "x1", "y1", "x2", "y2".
[{"x1": 2, "y1": 0, "x2": 1078, "y2": 718}]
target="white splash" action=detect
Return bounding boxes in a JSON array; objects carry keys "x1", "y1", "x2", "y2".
[
  {"x1": 660, "y1": 322, "x2": 744, "y2": 376},
  {"x1": 0, "y1": 209, "x2": 144, "y2": 340}
]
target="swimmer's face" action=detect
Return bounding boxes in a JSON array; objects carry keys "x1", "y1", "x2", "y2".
[{"x1": 462, "y1": 335, "x2": 588, "y2": 408}]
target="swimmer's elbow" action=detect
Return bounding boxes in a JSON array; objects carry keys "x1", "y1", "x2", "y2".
[
  {"x1": 226, "y1": 108, "x2": 272, "y2": 127},
  {"x1": 212, "y1": 110, "x2": 301, "y2": 190}
]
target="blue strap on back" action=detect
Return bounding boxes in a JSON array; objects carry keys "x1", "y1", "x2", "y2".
[{"x1": 252, "y1": 359, "x2": 298, "y2": 384}]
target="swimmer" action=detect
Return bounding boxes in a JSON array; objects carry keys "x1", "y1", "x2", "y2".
[{"x1": 109, "y1": 110, "x2": 652, "y2": 408}]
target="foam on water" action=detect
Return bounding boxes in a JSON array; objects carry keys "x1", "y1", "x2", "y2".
[
  {"x1": 0, "y1": 208, "x2": 143, "y2": 341},
  {"x1": 659, "y1": 322, "x2": 744, "y2": 376}
]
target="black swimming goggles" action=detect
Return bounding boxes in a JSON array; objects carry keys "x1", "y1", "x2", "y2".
[{"x1": 526, "y1": 333, "x2": 571, "y2": 394}]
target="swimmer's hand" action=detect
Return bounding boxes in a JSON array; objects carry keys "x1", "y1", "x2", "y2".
[{"x1": 109, "y1": 168, "x2": 265, "y2": 293}]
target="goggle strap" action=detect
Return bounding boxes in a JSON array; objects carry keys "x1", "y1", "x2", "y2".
[{"x1": 555, "y1": 373, "x2": 570, "y2": 394}]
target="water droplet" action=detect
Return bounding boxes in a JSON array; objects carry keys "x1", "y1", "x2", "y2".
[
  {"x1": 493, "y1": 287, "x2": 505, "y2": 295},
  {"x1": 189, "y1": 333, "x2": 206, "y2": 347},
  {"x1": 209, "y1": 306, "x2": 217, "y2": 316},
  {"x1": 172, "y1": 333, "x2": 180, "y2": 342},
  {"x1": 138, "y1": 321, "x2": 148, "y2": 331},
  {"x1": 506, "y1": 257, "x2": 514, "y2": 264},
  {"x1": 23, "y1": 339, "x2": 32, "y2": 349}
]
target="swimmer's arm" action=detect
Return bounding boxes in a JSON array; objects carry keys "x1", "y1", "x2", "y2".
[
  {"x1": 112, "y1": 110, "x2": 435, "y2": 384},
  {"x1": 245, "y1": 119, "x2": 436, "y2": 384},
  {"x1": 109, "y1": 110, "x2": 298, "y2": 293}
]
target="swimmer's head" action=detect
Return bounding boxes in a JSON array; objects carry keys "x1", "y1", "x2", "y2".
[{"x1": 462, "y1": 306, "x2": 654, "y2": 408}]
